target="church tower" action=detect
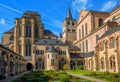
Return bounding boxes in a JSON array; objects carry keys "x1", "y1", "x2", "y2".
[
  {"x1": 62, "y1": 8, "x2": 77, "y2": 44},
  {"x1": 14, "y1": 11, "x2": 44, "y2": 61}
]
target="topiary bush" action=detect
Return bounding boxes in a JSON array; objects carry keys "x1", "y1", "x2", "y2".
[
  {"x1": 110, "y1": 73, "x2": 118, "y2": 78},
  {"x1": 77, "y1": 65, "x2": 84, "y2": 70},
  {"x1": 60, "y1": 74, "x2": 71, "y2": 82},
  {"x1": 104, "y1": 71, "x2": 110, "y2": 75},
  {"x1": 63, "y1": 64, "x2": 69, "y2": 70},
  {"x1": 90, "y1": 71, "x2": 96, "y2": 76}
]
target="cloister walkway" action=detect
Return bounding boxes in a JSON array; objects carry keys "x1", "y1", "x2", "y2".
[
  {"x1": 67, "y1": 72, "x2": 106, "y2": 82},
  {"x1": 0, "y1": 71, "x2": 30, "y2": 82}
]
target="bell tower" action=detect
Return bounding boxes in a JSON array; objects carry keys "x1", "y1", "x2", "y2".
[{"x1": 62, "y1": 8, "x2": 77, "y2": 44}]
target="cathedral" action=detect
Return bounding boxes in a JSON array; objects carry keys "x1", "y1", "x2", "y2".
[
  {"x1": 1, "y1": 5, "x2": 120, "y2": 79},
  {"x1": 1, "y1": 8, "x2": 83, "y2": 78}
]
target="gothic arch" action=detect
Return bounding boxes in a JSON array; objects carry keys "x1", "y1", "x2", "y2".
[
  {"x1": 100, "y1": 57, "x2": 105, "y2": 70},
  {"x1": 109, "y1": 55, "x2": 116, "y2": 71},
  {"x1": 59, "y1": 58, "x2": 66, "y2": 69},
  {"x1": 70, "y1": 60, "x2": 75, "y2": 70},
  {"x1": 36, "y1": 57, "x2": 44, "y2": 69}
]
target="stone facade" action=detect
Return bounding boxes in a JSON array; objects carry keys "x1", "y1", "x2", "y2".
[
  {"x1": 75, "y1": 6, "x2": 120, "y2": 73},
  {"x1": 1, "y1": 10, "x2": 83, "y2": 71},
  {"x1": 0, "y1": 44, "x2": 26, "y2": 79},
  {"x1": 62, "y1": 8, "x2": 77, "y2": 44}
]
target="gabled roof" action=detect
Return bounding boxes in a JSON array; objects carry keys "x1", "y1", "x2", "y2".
[
  {"x1": 70, "y1": 53, "x2": 83, "y2": 58},
  {"x1": 80, "y1": 51, "x2": 94, "y2": 58},
  {"x1": 100, "y1": 26, "x2": 120, "y2": 39},
  {"x1": 4, "y1": 28, "x2": 14, "y2": 34},
  {"x1": 47, "y1": 45, "x2": 57, "y2": 52},
  {"x1": 69, "y1": 45, "x2": 80, "y2": 51},
  {"x1": 70, "y1": 51, "x2": 94, "y2": 58},
  {"x1": 35, "y1": 39, "x2": 67, "y2": 45}
]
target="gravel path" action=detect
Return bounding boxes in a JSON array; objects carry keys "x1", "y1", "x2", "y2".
[{"x1": 67, "y1": 72, "x2": 106, "y2": 82}]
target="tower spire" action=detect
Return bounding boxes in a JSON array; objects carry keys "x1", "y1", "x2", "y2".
[{"x1": 66, "y1": 7, "x2": 72, "y2": 18}]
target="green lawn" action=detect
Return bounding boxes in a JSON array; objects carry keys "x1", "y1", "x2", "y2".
[
  {"x1": 67, "y1": 70, "x2": 120, "y2": 82},
  {"x1": 11, "y1": 70, "x2": 91, "y2": 82}
]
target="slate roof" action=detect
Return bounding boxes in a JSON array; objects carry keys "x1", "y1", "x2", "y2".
[
  {"x1": 4, "y1": 28, "x2": 14, "y2": 34},
  {"x1": 80, "y1": 51, "x2": 94, "y2": 58},
  {"x1": 70, "y1": 53, "x2": 83, "y2": 58},
  {"x1": 44, "y1": 30, "x2": 54, "y2": 35},
  {"x1": 100, "y1": 26, "x2": 120, "y2": 39},
  {"x1": 66, "y1": 7, "x2": 72, "y2": 18},
  {"x1": 47, "y1": 45, "x2": 57, "y2": 52},
  {"x1": 35, "y1": 39, "x2": 67, "y2": 45},
  {"x1": 69, "y1": 45, "x2": 80, "y2": 51},
  {"x1": 70, "y1": 51, "x2": 94, "y2": 58}
]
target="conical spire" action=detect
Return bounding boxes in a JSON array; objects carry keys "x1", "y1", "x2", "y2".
[{"x1": 66, "y1": 7, "x2": 72, "y2": 18}]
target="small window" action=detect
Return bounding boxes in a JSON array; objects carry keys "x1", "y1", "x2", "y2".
[
  {"x1": 67, "y1": 29, "x2": 70, "y2": 32},
  {"x1": 51, "y1": 59, "x2": 54, "y2": 66},
  {"x1": 68, "y1": 21, "x2": 70, "y2": 25},
  {"x1": 110, "y1": 37, "x2": 115, "y2": 48},
  {"x1": 72, "y1": 29, "x2": 75, "y2": 32},
  {"x1": 98, "y1": 18, "x2": 103, "y2": 27},
  {"x1": 72, "y1": 22, "x2": 74, "y2": 26}
]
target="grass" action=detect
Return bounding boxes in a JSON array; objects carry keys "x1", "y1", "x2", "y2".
[
  {"x1": 11, "y1": 70, "x2": 91, "y2": 82},
  {"x1": 67, "y1": 70, "x2": 120, "y2": 82}
]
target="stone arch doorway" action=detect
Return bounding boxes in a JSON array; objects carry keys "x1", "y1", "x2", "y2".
[{"x1": 26, "y1": 63, "x2": 33, "y2": 71}]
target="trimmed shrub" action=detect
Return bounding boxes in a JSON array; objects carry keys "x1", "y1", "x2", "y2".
[
  {"x1": 104, "y1": 71, "x2": 110, "y2": 75},
  {"x1": 60, "y1": 75, "x2": 69, "y2": 82},
  {"x1": 63, "y1": 64, "x2": 69, "y2": 70},
  {"x1": 90, "y1": 72, "x2": 96, "y2": 76},
  {"x1": 110, "y1": 73, "x2": 118, "y2": 78},
  {"x1": 77, "y1": 65, "x2": 84, "y2": 70},
  {"x1": 31, "y1": 78, "x2": 40, "y2": 82}
]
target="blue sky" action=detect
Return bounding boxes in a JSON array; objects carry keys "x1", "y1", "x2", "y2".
[{"x1": 0, "y1": 0, "x2": 119, "y2": 41}]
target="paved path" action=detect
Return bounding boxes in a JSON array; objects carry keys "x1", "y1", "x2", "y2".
[
  {"x1": 67, "y1": 72, "x2": 106, "y2": 82},
  {"x1": 0, "y1": 71, "x2": 30, "y2": 82}
]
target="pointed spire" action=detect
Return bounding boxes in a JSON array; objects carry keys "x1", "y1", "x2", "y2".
[{"x1": 66, "y1": 7, "x2": 72, "y2": 18}]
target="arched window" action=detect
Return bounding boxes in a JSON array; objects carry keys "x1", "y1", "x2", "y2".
[
  {"x1": 109, "y1": 56, "x2": 116, "y2": 70},
  {"x1": 110, "y1": 37, "x2": 115, "y2": 48},
  {"x1": 26, "y1": 21, "x2": 31, "y2": 37},
  {"x1": 86, "y1": 40, "x2": 88, "y2": 52},
  {"x1": 67, "y1": 21, "x2": 70, "y2": 25},
  {"x1": 36, "y1": 57, "x2": 44, "y2": 69},
  {"x1": 34, "y1": 23, "x2": 38, "y2": 38},
  {"x1": 59, "y1": 58, "x2": 66, "y2": 69},
  {"x1": 25, "y1": 41, "x2": 31, "y2": 56},
  {"x1": 82, "y1": 25, "x2": 84, "y2": 38},
  {"x1": 101, "y1": 57, "x2": 105, "y2": 69},
  {"x1": 88, "y1": 59, "x2": 91, "y2": 69},
  {"x1": 98, "y1": 18, "x2": 103, "y2": 27},
  {"x1": 9, "y1": 35, "x2": 14, "y2": 40},
  {"x1": 70, "y1": 60, "x2": 75, "y2": 69}
]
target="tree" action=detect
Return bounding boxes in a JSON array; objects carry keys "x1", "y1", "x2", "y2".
[{"x1": 63, "y1": 64, "x2": 69, "y2": 70}]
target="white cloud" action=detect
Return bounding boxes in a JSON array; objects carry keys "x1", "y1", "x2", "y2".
[
  {"x1": 0, "y1": 3, "x2": 22, "y2": 14},
  {"x1": 72, "y1": 0, "x2": 92, "y2": 12},
  {"x1": 101, "y1": 1, "x2": 117, "y2": 11},
  {"x1": 0, "y1": 18, "x2": 6, "y2": 25}
]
